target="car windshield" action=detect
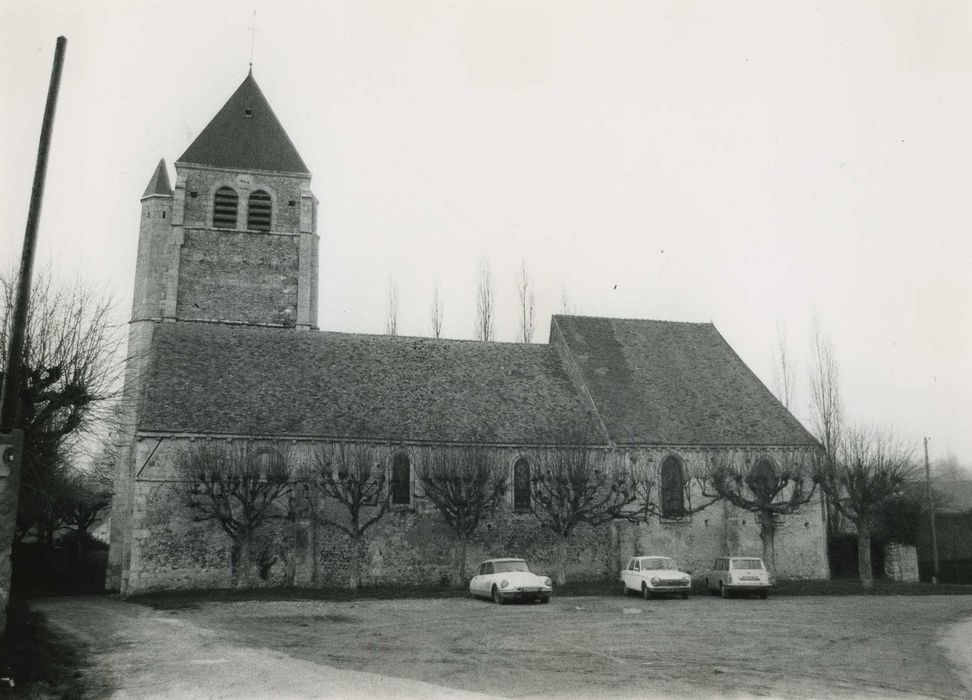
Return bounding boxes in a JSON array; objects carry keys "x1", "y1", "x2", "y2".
[
  {"x1": 493, "y1": 561, "x2": 530, "y2": 574},
  {"x1": 730, "y1": 559, "x2": 764, "y2": 570},
  {"x1": 642, "y1": 558, "x2": 677, "y2": 570}
]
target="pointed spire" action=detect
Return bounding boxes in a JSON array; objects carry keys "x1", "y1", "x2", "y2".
[
  {"x1": 176, "y1": 73, "x2": 309, "y2": 175},
  {"x1": 142, "y1": 159, "x2": 172, "y2": 198}
]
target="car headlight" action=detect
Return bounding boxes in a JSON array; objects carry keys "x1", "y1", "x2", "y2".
[
  {"x1": 500, "y1": 579, "x2": 509, "y2": 589},
  {"x1": 543, "y1": 577, "x2": 552, "y2": 588},
  {"x1": 650, "y1": 577, "x2": 660, "y2": 586}
]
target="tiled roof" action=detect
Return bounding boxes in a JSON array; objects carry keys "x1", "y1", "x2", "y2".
[
  {"x1": 138, "y1": 323, "x2": 599, "y2": 444},
  {"x1": 176, "y1": 72, "x2": 309, "y2": 175},
  {"x1": 552, "y1": 315, "x2": 817, "y2": 446},
  {"x1": 142, "y1": 159, "x2": 172, "y2": 197}
]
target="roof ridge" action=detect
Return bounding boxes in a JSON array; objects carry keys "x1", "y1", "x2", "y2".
[{"x1": 553, "y1": 314, "x2": 713, "y2": 326}]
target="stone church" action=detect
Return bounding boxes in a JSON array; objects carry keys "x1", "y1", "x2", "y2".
[{"x1": 107, "y1": 71, "x2": 828, "y2": 594}]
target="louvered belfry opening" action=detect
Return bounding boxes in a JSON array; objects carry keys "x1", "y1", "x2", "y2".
[
  {"x1": 213, "y1": 187, "x2": 239, "y2": 228},
  {"x1": 247, "y1": 190, "x2": 272, "y2": 231}
]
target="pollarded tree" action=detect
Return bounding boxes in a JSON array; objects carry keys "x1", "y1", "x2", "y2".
[
  {"x1": 173, "y1": 440, "x2": 292, "y2": 587},
  {"x1": 621, "y1": 452, "x2": 720, "y2": 525},
  {"x1": 818, "y1": 426, "x2": 918, "y2": 588},
  {"x1": 314, "y1": 442, "x2": 388, "y2": 591},
  {"x1": 530, "y1": 431, "x2": 636, "y2": 585},
  {"x1": 417, "y1": 440, "x2": 507, "y2": 587},
  {"x1": 697, "y1": 450, "x2": 819, "y2": 574}
]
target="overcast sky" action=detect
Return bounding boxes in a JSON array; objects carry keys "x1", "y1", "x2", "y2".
[{"x1": 2, "y1": 0, "x2": 970, "y2": 464}]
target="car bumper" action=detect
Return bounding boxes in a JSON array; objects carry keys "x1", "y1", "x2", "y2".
[
  {"x1": 649, "y1": 585, "x2": 691, "y2": 594},
  {"x1": 497, "y1": 588, "x2": 552, "y2": 600},
  {"x1": 725, "y1": 583, "x2": 772, "y2": 592}
]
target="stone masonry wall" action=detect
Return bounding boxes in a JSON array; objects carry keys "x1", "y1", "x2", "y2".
[
  {"x1": 122, "y1": 438, "x2": 828, "y2": 593},
  {"x1": 177, "y1": 229, "x2": 300, "y2": 326}
]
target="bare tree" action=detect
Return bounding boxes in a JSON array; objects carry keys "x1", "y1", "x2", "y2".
[
  {"x1": 1, "y1": 271, "x2": 121, "y2": 555},
  {"x1": 516, "y1": 260, "x2": 536, "y2": 343},
  {"x1": 530, "y1": 428, "x2": 636, "y2": 585},
  {"x1": 560, "y1": 282, "x2": 572, "y2": 315},
  {"x1": 417, "y1": 439, "x2": 507, "y2": 587},
  {"x1": 385, "y1": 277, "x2": 399, "y2": 336},
  {"x1": 313, "y1": 443, "x2": 388, "y2": 590},
  {"x1": 771, "y1": 318, "x2": 795, "y2": 410},
  {"x1": 818, "y1": 426, "x2": 918, "y2": 587},
  {"x1": 808, "y1": 319, "x2": 843, "y2": 535},
  {"x1": 475, "y1": 258, "x2": 494, "y2": 341},
  {"x1": 173, "y1": 440, "x2": 293, "y2": 587},
  {"x1": 430, "y1": 275, "x2": 444, "y2": 339},
  {"x1": 620, "y1": 452, "x2": 719, "y2": 525},
  {"x1": 697, "y1": 450, "x2": 819, "y2": 574}
]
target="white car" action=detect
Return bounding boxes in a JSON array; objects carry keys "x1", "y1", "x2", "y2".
[
  {"x1": 705, "y1": 556, "x2": 772, "y2": 598},
  {"x1": 620, "y1": 556, "x2": 692, "y2": 599},
  {"x1": 469, "y1": 558, "x2": 553, "y2": 604}
]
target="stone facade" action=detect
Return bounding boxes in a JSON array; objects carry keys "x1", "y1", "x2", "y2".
[{"x1": 119, "y1": 438, "x2": 828, "y2": 593}]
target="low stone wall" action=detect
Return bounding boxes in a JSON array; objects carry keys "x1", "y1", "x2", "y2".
[{"x1": 884, "y1": 543, "x2": 919, "y2": 583}]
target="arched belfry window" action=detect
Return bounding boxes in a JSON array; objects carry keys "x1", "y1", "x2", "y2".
[
  {"x1": 247, "y1": 189, "x2": 272, "y2": 231},
  {"x1": 660, "y1": 455, "x2": 686, "y2": 519},
  {"x1": 391, "y1": 453, "x2": 411, "y2": 505},
  {"x1": 513, "y1": 458, "x2": 531, "y2": 513},
  {"x1": 213, "y1": 187, "x2": 238, "y2": 228}
]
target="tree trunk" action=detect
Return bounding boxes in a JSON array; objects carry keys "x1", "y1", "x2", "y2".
[
  {"x1": 231, "y1": 534, "x2": 253, "y2": 588},
  {"x1": 456, "y1": 533, "x2": 468, "y2": 588},
  {"x1": 309, "y1": 498, "x2": 319, "y2": 587},
  {"x1": 556, "y1": 532, "x2": 569, "y2": 586},
  {"x1": 857, "y1": 516, "x2": 873, "y2": 588},
  {"x1": 757, "y1": 511, "x2": 777, "y2": 575},
  {"x1": 286, "y1": 515, "x2": 298, "y2": 587},
  {"x1": 349, "y1": 534, "x2": 362, "y2": 591}
]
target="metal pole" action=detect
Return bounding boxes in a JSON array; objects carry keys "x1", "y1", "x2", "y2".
[
  {"x1": 0, "y1": 36, "x2": 66, "y2": 639},
  {"x1": 0, "y1": 36, "x2": 67, "y2": 428},
  {"x1": 924, "y1": 437, "x2": 939, "y2": 585}
]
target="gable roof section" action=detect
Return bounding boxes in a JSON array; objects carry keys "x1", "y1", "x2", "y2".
[
  {"x1": 138, "y1": 323, "x2": 599, "y2": 444},
  {"x1": 176, "y1": 72, "x2": 309, "y2": 175},
  {"x1": 552, "y1": 315, "x2": 817, "y2": 446}
]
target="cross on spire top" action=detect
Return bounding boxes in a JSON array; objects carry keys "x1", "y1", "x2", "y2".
[{"x1": 246, "y1": 11, "x2": 262, "y2": 71}]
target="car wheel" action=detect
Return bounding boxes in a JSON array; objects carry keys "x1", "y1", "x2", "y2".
[
  {"x1": 760, "y1": 590, "x2": 768, "y2": 600},
  {"x1": 681, "y1": 592, "x2": 689, "y2": 600},
  {"x1": 642, "y1": 584, "x2": 653, "y2": 600},
  {"x1": 539, "y1": 595, "x2": 550, "y2": 604},
  {"x1": 720, "y1": 582, "x2": 729, "y2": 599},
  {"x1": 492, "y1": 586, "x2": 506, "y2": 605},
  {"x1": 621, "y1": 582, "x2": 629, "y2": 597}
]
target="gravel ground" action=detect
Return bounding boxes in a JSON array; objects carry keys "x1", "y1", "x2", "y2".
[{"x1": 33, "y1": 593, "x2": 972, "y2": 699}]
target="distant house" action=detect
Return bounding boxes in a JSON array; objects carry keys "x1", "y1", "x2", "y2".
[{"x1": 916, "y1": 481, "x2": 972, "y2": 583}]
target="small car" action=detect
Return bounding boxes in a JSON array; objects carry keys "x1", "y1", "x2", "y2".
[
  {"x1": 620, "y1": 556, "x2": 692, "y2": 599},
  {"x1": 705, "y1": 556, "x2": 772, "y2": 598},
  {"x1": 469, "y1": 558, "x2": 553, "y2": 604}
]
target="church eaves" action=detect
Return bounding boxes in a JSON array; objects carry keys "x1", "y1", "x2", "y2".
[
  {"x1": 176, "y1": 72, "x2": 309, "y2": 175},
  {"x1": 142, "y1": 159, "x2": 172, "y2": 197}
]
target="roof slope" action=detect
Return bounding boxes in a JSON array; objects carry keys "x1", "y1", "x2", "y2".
[
  {"x1": 176, "y1": 72, "x2": 309, "y2": 174},
  {"x1": 142, "y1": 159, "x2": 172, "y2": 197},
  {"x1": 138, "y1": 323, "x2": 598, "y2": 443},
  {"x1": 552, "y1": 315, "x2": 817, "y2": 446}
]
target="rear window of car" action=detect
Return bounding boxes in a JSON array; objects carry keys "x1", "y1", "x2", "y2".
[
  {"x1": 493, "y1": 561, "x2": 530, "y2": 573},
  {"x1": 730, "y1": 559, "x2": 764, "y2": 570}
]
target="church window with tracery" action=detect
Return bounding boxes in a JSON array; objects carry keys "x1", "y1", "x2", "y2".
[
  {"x1": 247, "y1": 190, "x2": 272, "y2": 231},
  {"x1": 660, "y1": 455, "x2": 686, "y2": 519},
  {"x1": 213, "y1": 187, "x2": 239, "y2": 228},
  {"x1": 391, "y1": 453, "x2": 411, "y2": 505}
]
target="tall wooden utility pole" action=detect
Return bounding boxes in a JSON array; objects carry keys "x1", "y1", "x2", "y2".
[
  {"x1": 924, "y1": 437, "x2": 939, "y2": 585},
  {"x1": 0, "y1": 36, "x2": 67, "y2": 638}
]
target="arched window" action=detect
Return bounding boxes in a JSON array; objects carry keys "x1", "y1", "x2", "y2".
[
  {"x1": 746, "y1": 458, "x2": 779, "y2": 502},
  {"x1": 391, "y1": 453, "x2": 411, "y2": 505},
  {"x1": 247, "y1": 189, "x2": 272, "y2": 231},
  {"x1": 213, "y1": 187, "x2": 238, "y2": 228},
  {"x1": 513, "y1": 458, "x2": 531, "y2": 513},
  {"x1": 660, "y1": 455, "x2": 686, "y2": 519}
]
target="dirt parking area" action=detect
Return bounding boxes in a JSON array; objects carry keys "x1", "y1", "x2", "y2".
[{"x1": 34, "y1": 593, "x2": 972, "y2": 698}]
